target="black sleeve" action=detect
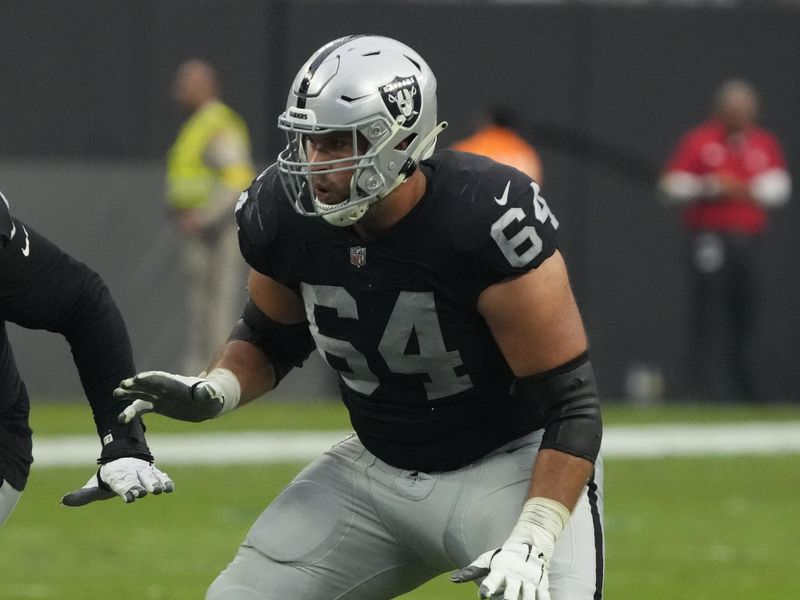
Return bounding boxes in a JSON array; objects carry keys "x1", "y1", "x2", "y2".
[{"x1": 0, "y1": 220, "x2": 151, "y2": 463}]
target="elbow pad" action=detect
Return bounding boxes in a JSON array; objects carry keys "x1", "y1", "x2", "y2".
[
  {"x1": 516, "y1": 352, "x2": 602, "y2": 463},
  {"x1": 228, "y1": 299, "x2": 315, "y2": 386}
]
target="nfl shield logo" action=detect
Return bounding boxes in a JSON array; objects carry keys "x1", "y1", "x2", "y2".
[{"x1": 349, "y1": 246, "x2": 367, "y2": 268}]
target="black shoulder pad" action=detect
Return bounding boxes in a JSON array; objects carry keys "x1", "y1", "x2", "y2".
[
  {"x1": 236, "y1": 165, "x2": 281, "y2": 249},
  {"x1": 236, "y1": 165, "x2": 286, "y2": 276}
]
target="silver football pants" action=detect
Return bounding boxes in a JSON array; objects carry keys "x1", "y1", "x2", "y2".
[{"x1": 207, "y1": 431, "x2": 604, "y2": 599}]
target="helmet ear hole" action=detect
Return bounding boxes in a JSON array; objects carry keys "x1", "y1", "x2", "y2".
[
  {"x1": 395, "y1": 134, "x2": 418, "y2": 177},
  {"x1": 394, "y1": 133, "x2": 417, "y2": 151}
]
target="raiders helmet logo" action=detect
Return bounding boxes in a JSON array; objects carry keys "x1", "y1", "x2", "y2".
[{"x1": 379, "y1": 76, "x2": 421, "y2": 128}]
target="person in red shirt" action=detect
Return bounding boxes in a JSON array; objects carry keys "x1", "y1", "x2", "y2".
[{"x1": 659, "y1": 79, "x2": 791, "y2": 401}]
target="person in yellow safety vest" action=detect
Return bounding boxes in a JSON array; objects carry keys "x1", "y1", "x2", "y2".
[{"x1": 166, "y1": 58, "x2": 255, "y2": 375}]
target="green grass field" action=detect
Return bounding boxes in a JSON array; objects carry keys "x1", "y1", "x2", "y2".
[{"x1": 2, "y1": 400, "x2": 800, "y2": 599}]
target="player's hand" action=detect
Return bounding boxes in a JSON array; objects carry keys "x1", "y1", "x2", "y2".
[
  {"x1": 61, "y1": 457, "x2": 174, "y2": 506},
  {"x1": 114, "y1": 371, "x2": 225, "y2": 423},
  {"x1": 450, "y1": 542, "x2": 551, "y2": 600}
]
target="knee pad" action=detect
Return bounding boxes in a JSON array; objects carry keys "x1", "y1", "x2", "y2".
[{"x1": 245, "y1": 480, "x2": 352, "y2": 563}]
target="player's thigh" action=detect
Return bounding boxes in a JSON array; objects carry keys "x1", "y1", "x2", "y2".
[
  {"x1": 207, "y1": 545, "x2": 437, "y2": 600},
  {"x1": 207, "y1": 436, "x2": 435, "y2": 600},
  {"x1": 445, "y1": 431, "x2": 542, "y2": 561},
  {"x1": 447, "y1": 435, "x2": 605, "y2": 599}
]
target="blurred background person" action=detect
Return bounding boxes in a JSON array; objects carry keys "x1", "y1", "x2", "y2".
[
  {"x1": 166, "y1": 59, "x2": 255, "y2": 375},
  {"x1": 659, "y1": 79, "x2": 791, "y2": 402},
  {"x1": 452, "y1": 107, "x2": 544, "y2": 183}
]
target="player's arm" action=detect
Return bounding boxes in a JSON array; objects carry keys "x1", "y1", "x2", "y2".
[
  {"x1": 452, "y1": 250, "x2": 601, "y2": 599},
  {"x1": 51, "y1": 259, "x2": 175, "y2": 506},
  {"x1": 116, "y1": 269, "x2": 314, "y2": 423},
  {"x1": 209, "y1": 269, "x2": 311, "y2": 404},
  {"x1": 480, "y1": 250, "x2": 597, "y2": 503}
]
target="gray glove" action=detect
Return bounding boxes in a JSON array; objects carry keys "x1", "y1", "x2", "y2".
[{"x1": 114, "y1": 371, "x2": 226, "y2": 423}]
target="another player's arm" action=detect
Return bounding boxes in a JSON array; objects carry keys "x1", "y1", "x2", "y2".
[
  {"x1": 116, "y1": 269, "x2": 313, "y2": 422},
  {"x1": 0, "y1": 213, "x2": 173, "y2": 506}
]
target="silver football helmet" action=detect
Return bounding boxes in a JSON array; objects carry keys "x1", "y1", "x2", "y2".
[{"x1": 277, "y1": 35, "x2": 447, "y2": 226}]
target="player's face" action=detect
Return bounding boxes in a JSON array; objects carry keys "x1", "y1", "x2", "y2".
[{"x1": 304, "y1": 132, "x2": 366, "y2": 206}]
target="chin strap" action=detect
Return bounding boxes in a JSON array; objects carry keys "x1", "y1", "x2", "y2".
[{"x1": 322, "y1": 203, "x2": 370, "y2": 226}]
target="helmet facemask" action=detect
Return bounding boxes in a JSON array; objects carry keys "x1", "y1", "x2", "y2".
[{"x1": 278, "y1": 112, "x2": 402, "y2": 226}]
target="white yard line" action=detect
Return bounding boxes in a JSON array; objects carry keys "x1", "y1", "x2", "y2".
[{"x1": 31, "y1": 423, "x2": 800, "y2": 468}]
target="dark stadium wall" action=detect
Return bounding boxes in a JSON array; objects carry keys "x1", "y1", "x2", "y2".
[{"x1": 2, "y1": 1, "x2": 798, "y2": 401}]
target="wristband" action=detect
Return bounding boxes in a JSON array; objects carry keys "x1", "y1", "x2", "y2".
[
  {"x1": 98, "y1": 418, "x2": 153, "y2": 465},
  {"x1": 205, "y1": 367, "x2": 241, "y2": 415},
  {"x1": 507, "y1": 497, "x2": 571, "y2": 564}
]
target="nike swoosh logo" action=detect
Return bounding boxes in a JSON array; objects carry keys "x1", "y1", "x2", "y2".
[
  {"x1": 20, "y1": 225, "x2": 29, "y2": 257},
  {"x1": 494, "y1": 181, "x2": 511, "y2": 206}
]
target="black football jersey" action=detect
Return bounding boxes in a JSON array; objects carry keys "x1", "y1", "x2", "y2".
[{"x1": 237, "y1": 150, "x2": 561, "y2": 471}]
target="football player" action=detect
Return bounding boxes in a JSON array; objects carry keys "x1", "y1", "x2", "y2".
[
  {"x1": 116, "y1": 35, "x2": 604, "y2": 599},
  {"x1": 0, "y1": 190, "x2": 172, "y2": 525}
]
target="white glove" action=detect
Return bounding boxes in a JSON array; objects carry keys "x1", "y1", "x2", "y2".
[
  {"x1": 61, "y1": 457, "x2": 174, "y2": 506},
  {"x1": 450, "y1": 542, "x2": 550, "y2": 600},
  {"x1": 451, "y1": 497, "x2": 570, "y2": 600}
]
